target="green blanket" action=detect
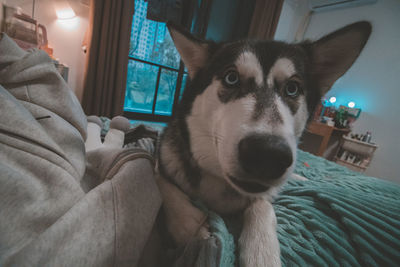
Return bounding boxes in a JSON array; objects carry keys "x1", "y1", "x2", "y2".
[
  {"x1": 199, "y1": 150, "x2": 400, "y2": 267},
  {"x1": 276, "y1": 150, "x2": 400, "y2": 266}
]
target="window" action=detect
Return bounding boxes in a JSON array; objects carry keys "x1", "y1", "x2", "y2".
[
  {"x1": 124, "y1": 0, "x2": 187, "y2": 122},
  {"x1": 124, "y1": 0, "x2": 212, "y2": 122}
]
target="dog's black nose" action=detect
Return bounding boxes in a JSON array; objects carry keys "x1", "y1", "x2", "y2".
[{"x1": 238, "y1": 134, "x2": 293, "y2": 179}]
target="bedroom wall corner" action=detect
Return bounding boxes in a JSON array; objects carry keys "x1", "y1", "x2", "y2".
[{"x1": 274, "y1": 0, "x2": 310, "y2": 43}]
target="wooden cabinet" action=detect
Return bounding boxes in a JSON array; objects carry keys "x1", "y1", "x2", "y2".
[{"x1": 303, "y1": 121, "x2": 350, "y2": 157}]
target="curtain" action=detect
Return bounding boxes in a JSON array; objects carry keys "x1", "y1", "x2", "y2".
[
  {"x1": 147, "y1": 0, "x2": 183, "y2": 24},
  {"x1": 248, "y1": 0, "x2": 284, "y2": 40},
  {"x1": 81, "y1": 0, "x2": 135, "y2": 117}
]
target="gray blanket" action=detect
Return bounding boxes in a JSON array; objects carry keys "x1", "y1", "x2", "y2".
[{"x1": 0, "y1": 33, "x2": 161, "y2": 267}]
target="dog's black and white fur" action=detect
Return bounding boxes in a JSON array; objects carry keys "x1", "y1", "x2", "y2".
[{"x1": 157, "y1": 21, "x2": 371, "y2": 266}]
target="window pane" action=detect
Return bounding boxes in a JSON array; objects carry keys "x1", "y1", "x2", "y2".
[
  {"x1": 155, "y1": 69, "x2": 178, "y2": 115},
  {"x1": 179, "y1": 74, "x2": 188, "y2": 100},
  {"x1": 129, "y1": 0, "x2": 180, "y2": 69},
  {"x1": 124, "y1": 60, "x2": 158, "y2": 114}
]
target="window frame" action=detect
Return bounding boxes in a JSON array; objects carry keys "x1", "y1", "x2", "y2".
[
  {"x1": 124, "y1": 56, "x2": 185, "y2": 123},
  {"x1": 123, "y1": 0, "x2": 213, "y2": 123}
]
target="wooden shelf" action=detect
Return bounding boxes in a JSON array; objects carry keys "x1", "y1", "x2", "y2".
[
  {"x1": 342, "y1": 135, "x2": 377, "y2": 146},
  {"x1": 335, "y1": 157, "x2": 367, "y2": 170},
  {"x1": 334, "y1": 136, "x2": 378, "y2": 173},
  {"x1": 341, "y1": 136, "x2": 377, "y2": 156}
]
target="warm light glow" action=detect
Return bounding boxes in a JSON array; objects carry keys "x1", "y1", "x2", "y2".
[
  {"x1": 329, "y1": 97, "x2": 336, "y2": 103},
  {"x1": 56, "y1": 8, "x2": 76, "y2": 20},
  {"x1": 57, "y1": 17, "x2": 79, "y2": 29},
  {"x1": 348, "y1": 101, "x2": 356, "y2": 108}
]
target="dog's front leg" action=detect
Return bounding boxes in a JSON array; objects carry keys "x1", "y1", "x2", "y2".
[
  {"x1": 239, "y1": 198, "x2": 281, "y2": 267},
  {"x1": 156, "y1": 175, "x2": 210, "y2": 246}
]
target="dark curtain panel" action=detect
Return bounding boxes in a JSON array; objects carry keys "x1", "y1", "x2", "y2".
[
  {"x1": 147, "y1": 0, "x2": 183, "y2": 24},
  {"x1": 248, "y1": 0, "x2": 284, "y2": 40},
  {"x1": 231, "y1": 0, "x2": 256, "y2": 41},
  {"x1": 82, "y1": 0, "x2": 135, "y2": 117},
  {"x1": 146, "y1": 0, "x2": 198, "y2": 31}
]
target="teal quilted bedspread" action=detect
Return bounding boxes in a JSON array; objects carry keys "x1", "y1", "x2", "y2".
[
  {"x1": 211, "y1": 150, "x2": 400, "y2": 267},
  {"x1": 276, "y1": 150, "x2": 400, "y2": 266}
]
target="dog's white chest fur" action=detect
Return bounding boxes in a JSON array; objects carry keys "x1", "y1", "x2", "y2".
[{"x1": 197, "y1": 173, "x2": 250, "y2": 214}]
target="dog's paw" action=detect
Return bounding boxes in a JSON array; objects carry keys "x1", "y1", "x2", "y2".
[
  {"x1": 239, "y1": 236, "x2": 281, "y2": 267},
  {"x1": 291, "y1": 173, "x2": 308, "y2": 181},
  {"x1": 168, "y1": 211, "x2": 210, "y2": 245},
  {"x1": 239, "y1": 199, "x2": 282, "y2": 267},
  {"x1": 197, "y1": 221, "x2": 211, "y2": 240}
]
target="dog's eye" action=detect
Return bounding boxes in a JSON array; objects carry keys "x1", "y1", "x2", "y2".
[
  {"x1": 224, "y1": 71, "x2": 240, "y2": 86},
  {"x1": 284, "y1": 81, "x2": 300, "y2": 97}
]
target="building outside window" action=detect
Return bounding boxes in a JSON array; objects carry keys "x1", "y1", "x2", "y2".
[{"x1": 124, "y1": 0, "x2": 188, "y2": 121}]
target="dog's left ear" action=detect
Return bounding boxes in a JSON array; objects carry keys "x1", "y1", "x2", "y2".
[
  {"x1": 306, "y1": 21, "x2": 372, "y2": 95},
  {"x1": 167, "y1": 23, "x2": 212, "y2": 78}
]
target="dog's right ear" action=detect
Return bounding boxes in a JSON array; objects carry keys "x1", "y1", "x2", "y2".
[
  {"x1": 168, "y1": 23, "x2": 211, "y2": 79},
  {"x1": 305, "y1": 21, "x2": 372, "y2": 95}
]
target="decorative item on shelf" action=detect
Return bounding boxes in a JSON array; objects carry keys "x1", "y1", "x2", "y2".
[
  {"x1": 319, "y1": 98, "x2": 329, "y2": 120},
  {"x1": 340, "y1": 104, "x2": 362, "y2": 118},
  {"x1": 324, "y1": 117, "x2": 335, "y2": 127},
  {"x1": 335, "y1": 105, "x2": 361, "y2": 129},
  {"x1": 53, "y1": 59, "x2": 69, "y2": 82},
  {"x1": 2, "y1": 4, "x2": 67, "y2": 82},
  {"x1": 2, "y1": 5, "x2": 37, "y2": 49},
  {"x1": 313, "y1": 97, "x2": 337, "y2": 124},
  {"x1": 1, "y1": 4, "x2": 53, "y2": 57},
  {"x1": 350, "y1": 131, "x2": 374, "y2": 144},
  {"x1": 334, "y1": 107, "x2": 349, "y2": 128},
  {"x1": 362, "y1": 131, "x2": 372, "y2": 143},
  {"x1": 312, "y1": 100, "x2": 324, "y2": 121},
  {"x1": 313, "y1": 95, "x2": 363, "y2": 129},
  {"x1": 38, "y1": 24, "x2": 53, "y2": 57}
]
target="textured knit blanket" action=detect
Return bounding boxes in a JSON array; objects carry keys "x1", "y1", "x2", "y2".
[
  {"x1": 276, "y1": 150, "x2": 400, "y2": 266},
  {"x1": 199, "y1": 150, "x2": 400, "y2": 267}
]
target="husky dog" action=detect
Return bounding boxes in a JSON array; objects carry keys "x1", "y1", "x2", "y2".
[{"x1": 157, "y1": 21, "x2": 371, "y2": 266}]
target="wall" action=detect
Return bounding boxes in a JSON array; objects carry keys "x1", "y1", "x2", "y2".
[
  {"x1": 2, "y1": 0, "x2": 89, "y2": 101},
  {"x1": 274, "y1": 0, "x2": 310, "y2": 42},
  {"x1": 276, "y1": 0, "x2": 400, "y2": 183}
]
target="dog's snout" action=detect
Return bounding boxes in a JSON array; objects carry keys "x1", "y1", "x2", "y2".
[{"x1": 238, "y1": 134, "x2": 293, "y2": 179}]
